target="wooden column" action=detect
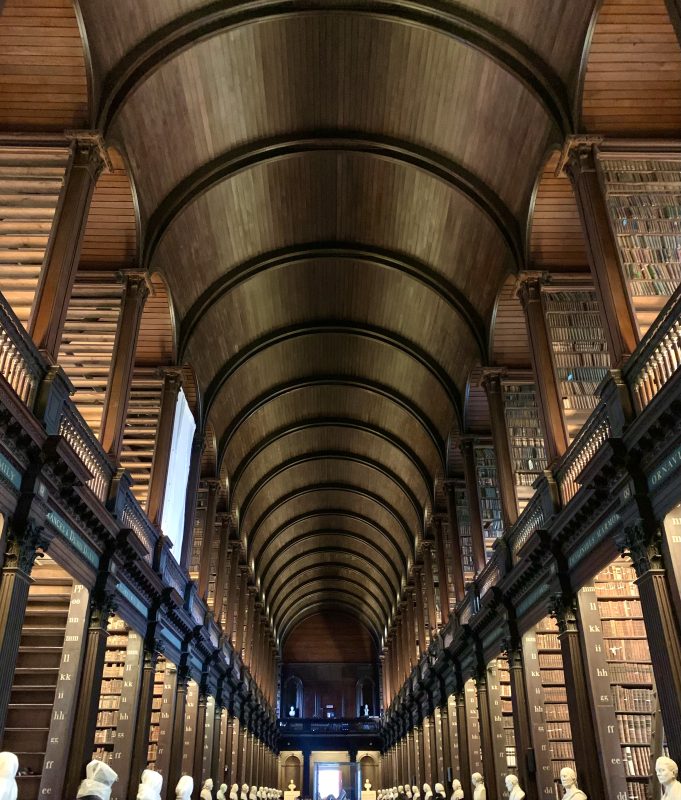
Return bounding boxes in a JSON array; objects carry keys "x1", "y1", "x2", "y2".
[
  {"x1": 506, "y1": 645, "x2": 537, "y2": 800},
  {"x1": 564, "y1": 141, "x2": 637, "y2": 366},
  {"x1": 167, "y1": 669, "x2": 189, "y2": 794},
  {"x1": 475, "y1": 670, "x2": 497, "y2": 799},
  {"x1": 622, "y1": 525, "x2": 681, "y2": 761},
  {"x1": 459, "y1": 438, "x2": 486, "y2": 574},
  {"x1": 433, "y1": 516, "x2": 453, "y2": 624},
  {"x1": 549, "y1": 594, "x2": 606, "y2": 799},
  {"x1": 406, "y1": 586, "x2": 417, "y2": 669},
  {"x1": 398, "y1": 608, "x2": 409, "y2": 681},
  {"x1": 213, "y1": 525, "x2": 232, "y2": 624},
  {"x1": 0, "y1": 522, "x2": 52, "y2": 737},
  {"x1": 29, "y1": 136, "x2": 105, "y2": 361},
  {"x1": 64, "y1": 591, "x2": 116, "y2": 799},
  {"x1": 99, "y1": 273, "x2": 149, "y2": 462},
  {"x1": 244, "y1": 590, "x2": 257, "y2": 664},
  {"x1": 127, "y1": 647, "x2": 160, "y2": 800},
  {"x1": 146, "y1": 368, "x2": 183, "y2": 526},
  {"x1": 438, "y1": 701, "x2": 452, "y2": 783},
  {"x1": 432, "y1": 707, "x2": 445, "y2": 783},
  {"x1": 414, "y1": 568, "x2": 427, "y2": 656},
  {"x1": 193, "y1": 690, "x2": 209, "y2": 783},
  {"x1": 421, "y1": 543, "x2": 438, "y2": 639},
  {"x1": 516, "y1": 276, "x2": 568, "y2": 464},
  {"x1": 213, "y1": 703, "x2": 226, "y2": 785},
  {"x1": 233, "y1": 567, "x2": 249, "y2": 652},
  {"x1": 180, "y1": 430, "x2": 206, "y2": 570},
  {"x1": 443, "y1": 482, "x2": 465, "y2": 603},
  {"x1": 198, "y1": 479, "x2": 221, "y2": 600},
  {"x1": 481, "y1": 369, "x2": 518, "y2": 527},
  {"x1": 111, "y1": 631, "x2": 145, "y2": 800},
  {"x1": 226, "y1": 548, "x2": 242, "y2": 644},
  {"x1": 454, "y1": 690, "x2": 471, "y2": 793}
]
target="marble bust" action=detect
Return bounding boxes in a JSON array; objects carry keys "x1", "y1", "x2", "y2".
[
  {"x1": 136, "y1": 769, "x2": 163, "y2": 800},
  {"x1": 560, "y1": 768, "x2": 586, "y2": 800},
  {"x1": 217, "y1": 785, "x2": 228, "y2": 800},
  {"x1": 288, "y1": 782, "x2": 297, "y2": 792},
  {"x1": 505, "y1": 775, "x2": 525, "y2": 800},
  {"x1": 0, "y1": 753, "x2": 18, "y2": 800},
  {"x1": 423, "y1": 784, "x2": 433, "y2": 800},
  {"x1": 230, "y1": 785, "x2": 240, "y2": 800},
  {"x1": 76, "y1": 759, "x2": 118, "y2": 800},
  {"x1": 201, "y1": 778, "x2": 214, "y2": 800},
  {"x1": 176, "y1": 776, "x2": 194, "y2": 800},
  {"x1": 433, "y1": 783, "x2": 445, "y2": 800},
  {"x1": 450, "y1": 780, "x2": 463, "y2": 800},
  {"x1": 289, "y1": 706, "x2": 296, "y2": 717},
  {"x1": 471, "y1": 773, "x2": 486, "y2": 800},
  {"x1": 365, "y1": 782, "x2": 373, "y2": 791},
  {"x1": 657, "y1": 757, "x2": 681, "y2": 798},
  {"x1": 405, "y1": 787, "x2": 412, "y2": 799},
  {"x1": 412, "y1": 786, "x2": 420, "y2": 800}
]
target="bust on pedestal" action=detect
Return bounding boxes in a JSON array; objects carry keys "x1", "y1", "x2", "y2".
[
  {"x1": 217, "y1": 784, "x2": 228, "y2": 800},
  {"x1": 284, "y1": 780, "x2": 300, "y2": 800},
  {"x1": 450, "y1": 780, "x2": 463, "y2": 800},
  {"x1": 76, "y1": 759, "x2": 118, "y2": 800},
  {"x1": 423, "y1": 783, "x2": 432, "y2": 800},
  {"x1": 405, "y1": 786, "x2": 412, "y2": 799},
  {"x1": 505, "y1": 776, "x2": 525, "y2": 800},
  {"x1": 201, "y1": 778, "x2": 214, "y2": 800},
  {"x1": 0, "y1": 753, "x2": 18, "y2": 800},
  {"x1": 362, "y1": 779, "x2": 376, "y2": 800},
  {"x1": 136, "y1": 769, "x2": 163, "y2": 800},
  {"x1": 175, "y1": 776, "x2": 194, "y2": 800},
  {"x1": 559, "y1": 769, "x2": 586, "y2": 800},
  {"x1": 471, "y1": 773, "x2": 485, "y2": 800},
  {"x1": 657, "y1": 757, "x2": 681, "y2": 798},
  {"x1": 240, "y1": 784, "x2": 249, "y2": 800},
  {"x1": 433, "y1": 782, "x2": 445, "y2": 800},
  {"x1": 411, "y1": 785, "x2": 420, "y2": 800}
]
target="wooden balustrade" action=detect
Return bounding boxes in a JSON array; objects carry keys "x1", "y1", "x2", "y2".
[
  {"x1": 0, "y1": 290, "x2": 46, "y2": 406},
  {"x1": 555, "y1": 404, "x2": 612, "y2": 505},
  {"x1": 625, "y1": 283, "x2": 681, "y2": 412},
  {"x1": 59, "y1": 401, "x2": 113, "y2": 502},
  {"x1": 509, "y1": 492, "x2": 545, "y2": 563}
]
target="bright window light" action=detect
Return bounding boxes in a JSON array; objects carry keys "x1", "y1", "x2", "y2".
[{"x1": 318, "y1": 768, "x2": 341, "y2": 799}]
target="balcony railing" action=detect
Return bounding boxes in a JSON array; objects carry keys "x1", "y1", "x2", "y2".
[
  {"x1": 59, "y1": 401, "x2": 114, "y2": 503},
  {"x1": 555, "y1": 403, "x2": 611, "y2": 506},
  {"x1": 625, "y1": 283, "x2": 681, "y2": 412},
  {"x1": 278, "y1": 717, "x2": 381, "y2": 734},
  {"x1": 509, "y1": 491, "x2": 545, "y2": 563},
  {"x1": 0, "y1": 291, "x2": 45, "y2": 407}
]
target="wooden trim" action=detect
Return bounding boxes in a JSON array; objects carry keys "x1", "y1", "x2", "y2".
[
  {"x1": 219, "y1": 376, "x2": 445, "y2": 471},
  {"x1": 237, "y1": 450, "x2": 423, "y2": 538},
  {"x1": 248, "y1": 482, "x2": 415, "y2": 566},
  {"x1": 275, "y1": 578, "x2": 389, "y2": 628},
  {"x1": 278, "y1": 595, "x2": 383, "y2": 643},
  {"x1": 180, "y1": 241, "x2": 488, "y2": 363},
  {"x1": 204, "y1": 321, "x2": 464, "y2": 428},
  {"x1": 97, "y1": 1, "x2": 572, "y2": 136},
  {"x1": 230, "y1": 418, "x2": 433, "y2": 512}
]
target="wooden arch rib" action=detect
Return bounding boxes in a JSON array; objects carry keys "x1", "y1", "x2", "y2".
[
  {"x1": 247, "y1": 482, "x2": 417, "y2": 563},
  {"x1": 279, "y1": 590, "x2": 385, "y2": 636},
  {"x1": 96, "y1": 1, "x2": 572, "y2": 137},
  {"x1": 220, "y1": 377, "x2": 445, "y2": 468},
  {"x1": 276, "y1": 584, "x2": 388, "y2": 634},
  {"x1": 180, "y1": 242, "x2": 488, "y2": 362},
  {"x1": 237, "y1": 451, "x2": 423, "y2": 537},
  {"x1": 257, "y1": 513, "x2": 408, "y2": 581},
  {"x1": 260, "y1": 529, "x2": 404, "y2": 597},
  {"x1": 230, "y1": 419, "x2": 432, "y2": 514},
  {"x1": 268, "y1": 563, "x2": 394, "y2": 622},
  {"x1": 204, "y1": 322, "x2": 463, "y2": 427},
  {"x1": 146, "y1": 133, "x2": 522, "y2": 275},
  {"x1": 279, "y1": 600, "x2": 382, "y2": 646},
  {"x1": 266, "y1": 552, "x2": 395, "y2": 625}
]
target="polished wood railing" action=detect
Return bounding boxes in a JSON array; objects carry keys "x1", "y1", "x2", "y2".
[{"x1": 0, "y1": 291, "x2": 45, "y2": 407}]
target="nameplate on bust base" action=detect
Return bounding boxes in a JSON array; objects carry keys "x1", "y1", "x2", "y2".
[
  {"x1": 284, "y1": 791, "x2": 300, "y2": 800},
  {"x1": 361, "y1": 791, "x2": 376, "y2": 800}
]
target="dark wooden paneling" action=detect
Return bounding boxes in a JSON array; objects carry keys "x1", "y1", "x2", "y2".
[{"x1": 283, "y1": 612, "x2": 376, "y2": 663}]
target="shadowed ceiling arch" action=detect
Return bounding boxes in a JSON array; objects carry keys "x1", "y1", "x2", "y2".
[
  {"x1": 75, "y1": 0, "x2": 599, "y2": 647},
  {"x1": 280, "y1": 601, "x2": 382, "y2": 648}
]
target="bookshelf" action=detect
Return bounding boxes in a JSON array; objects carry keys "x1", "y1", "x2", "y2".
[
  {"x1": 181, "y1": 680, "x2": 200, "y2": 777},
  {"x1": 93, "y1": 616, "x2": 129, "y2": 765},
  {"x1": 464, "y1": 678, "x2": 483, "y2": 777},
  {"x1": 501, "y1": 382, "x2": 548, "y2": 513},
  {"x1": 600, "y1": 156, "x2": 681, "y2": 336},
  {"x1": 535, "y1": 616, "x2": 574, "y2": 800},
  {"x1": 593, "y1": 557, "x2": 666, "y2": 800},
  {"x1": 454, "y1": 486, "x2": 474, "y2": 582},
  {"x1": 543, "y1": 290, "x2": 611, "y2": 441},
  {"x1": 147, "y1": 656, "x2": 167, "y2": 768},
  {"x1": 486, "y1": 658, "x2": 517, "y2": 792},
  {"x1": 473, "y1": 445, "x2": 504, "y2": 557},
  {"x1": 153, "y1": 662, "x2": 177, "y2": 781}
]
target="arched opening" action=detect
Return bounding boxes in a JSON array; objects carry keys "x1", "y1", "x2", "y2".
[
  {"x1": 283, "y1": 676, "x2": 304, "y2": 718},
  {"x1": 355, "y1": 678, "x2": 375, "y2": 717},
  {"x1": 284, "y1": 754, "x2": 303, "y2": 791},
  {"x1": 358, "y1": 755, "x2": 378, "y2": 792},
  {"x1": 119, "y1": 272, "x2": 176, "y2": 508},
  {"x1": 57, "y1": 146, "x2": 138, "y2": 436}
]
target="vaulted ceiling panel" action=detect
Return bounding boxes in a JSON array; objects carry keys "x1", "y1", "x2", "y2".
[{"x1": 75, "y1": 0, "x2": 600, "y2": 644}]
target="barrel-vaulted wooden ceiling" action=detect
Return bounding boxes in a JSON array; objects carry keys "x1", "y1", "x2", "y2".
[
  {"x1": 15, "y1": 0, "x2": 662, "y2": 645},
  {"x1": 71, "y1": 0, "x2": 600, "y2": 646}
]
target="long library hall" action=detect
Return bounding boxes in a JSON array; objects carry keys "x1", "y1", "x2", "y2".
[{"x1": 1, "y1": 1, "x2": 681, "y2": 799}]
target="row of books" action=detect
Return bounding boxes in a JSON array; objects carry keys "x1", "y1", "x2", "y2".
[
  {"x1": 538, "y1": 652, "x2": 563, "y2": 668},
  {"x1": 614, "y1": 686, "x2": 654, "y2": 712},
  {"x1": 602, "y1": 638, "x2": 651, "y2": 662},
  {"x1": 628, "y1": 279, "x2": 679, "y2": 296},
  {"x1": 548, "y1": 741, "x2": 574, "y2": 760},
  {"x1": 598, "y1": 599, "x2": 643, "y2": 618},
  {"x1": 96, "y1": 710, "x2": 118, "y2": 727},
  {"x1": 612, "y1": 217, "x2": 681, "y2": 235},
  {"x1": 546, "y1": 721, "x2": 571, "y2": 740},
  {"x1": 617, "y1": 715, "x2": 652, "y2": 744},
  {"x1": 622, "y1": 744, "x2": 651, "y2": 777}
]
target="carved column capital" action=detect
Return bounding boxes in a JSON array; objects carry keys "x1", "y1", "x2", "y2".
[
  {"x1": 5, "y1": 520, "x2": 52, "y2": 575},
  {"x1": 548, "y1": 592, "x2": 577, "y2": 635},
  {"x1": 557, "y1": 134, "x2": 605, "y2": 179},
  {"x1": 514, "y1": 271, "x2": 549, "y2": 307},
  {"x1": 616, "y1": 522, "x2": 664, "y2": 576},
  {"x1": 64, "y1": 129, "x2": 111, "y2": 177}
]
